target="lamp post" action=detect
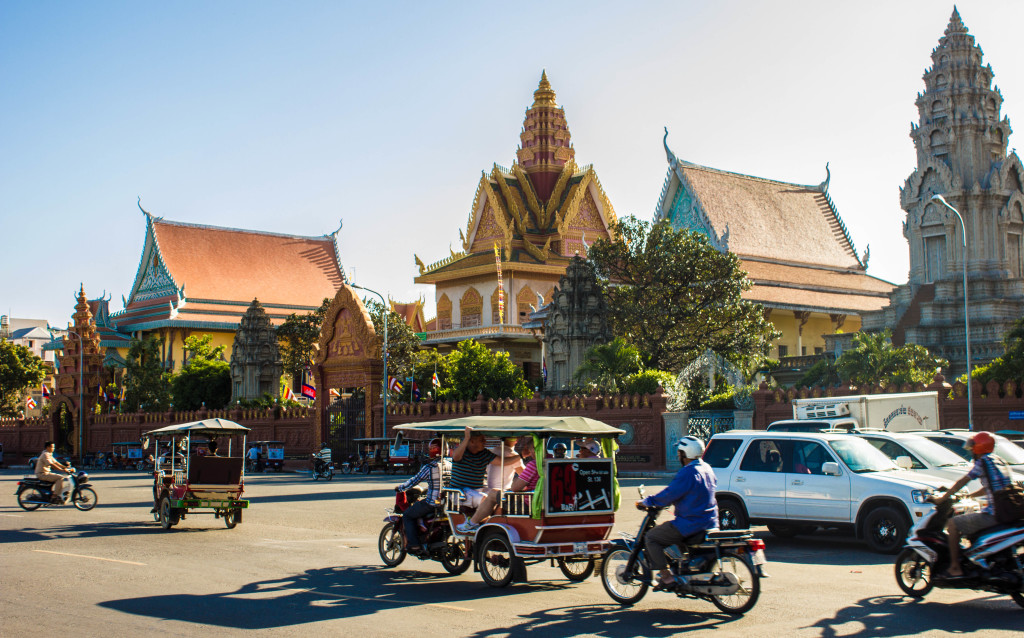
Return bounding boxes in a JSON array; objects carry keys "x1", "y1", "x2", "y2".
[
  {"x1": 350, "y1": 283, "x2": 387, "y2": 437},
  {"x1": 931, "y1": 194, "x2": 973, "y2": 430},
  {"x1": 64, "y1": 330, "x2": 85, "y2": 458}
]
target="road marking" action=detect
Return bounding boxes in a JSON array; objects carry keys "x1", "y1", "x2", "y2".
[
  {"x1": 0, "y1": 513, "x2": 24, "y2": 517},
  {"x1": 284, "y1": 587, "x2": 472, "y2": 612},
  {"x1": 32, "y1": 550, "x2": 146, "y2": 566}
]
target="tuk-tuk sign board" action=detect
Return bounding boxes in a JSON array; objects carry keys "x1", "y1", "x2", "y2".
[{"x1": 544, "y1": 459, "x2": 614, "y2": 516}]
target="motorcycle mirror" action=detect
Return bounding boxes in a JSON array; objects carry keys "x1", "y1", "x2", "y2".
[
  {"x1": 638, "y1": 485, "x2": 646, "y2": 498},
  {"x1": 141, "y1": 436, "x2": 150, "y2": 450}
]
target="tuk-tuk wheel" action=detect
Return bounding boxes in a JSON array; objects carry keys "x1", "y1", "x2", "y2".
[
  {"x1": 224, "y1": 508, "x2": 238, "y2": 529},
  {"x1": 159, "y1": 498, "x2": 173, "y2": 531}
]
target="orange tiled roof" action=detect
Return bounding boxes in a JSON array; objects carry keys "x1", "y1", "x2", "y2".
[{"x1": 740, "y1": 259, "x2": 895, "y2": 314}]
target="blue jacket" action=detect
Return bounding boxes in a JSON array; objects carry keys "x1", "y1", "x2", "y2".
[{"x1": 642, "y1": 458, "x2": 718, "y2": 536}]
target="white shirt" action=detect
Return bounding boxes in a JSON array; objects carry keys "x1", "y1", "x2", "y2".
[{"x1": 487, "y1": 449, "x2": 523, "y2": 490}]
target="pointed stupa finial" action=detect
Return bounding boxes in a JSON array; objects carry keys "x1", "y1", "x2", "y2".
[
  {"x1": 945, "y1": 6, "x2": 967, "y2": 36},
  {"x1": 532, "y1": 70, "x2": 557, "y2": 108}
]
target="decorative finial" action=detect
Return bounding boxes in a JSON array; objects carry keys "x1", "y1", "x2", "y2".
[
  {"x1": 137, "y1": 196, "x2": 152, "y2": 218},
  {"x1": 663, "y1": 127, "x2": 677, "y2": 166},
  {"x1": 861, "y1": 244, "x2": 871, "y2": 269},
  {"x1": 532, "y1": 71, "x2": 557, "y2": 108},
  {"x1": 821, "y1": 162, "x2": 831, "y2": 193},
  {"x1": 945, "y1": 6, "x2": 967, "y2": 36}
]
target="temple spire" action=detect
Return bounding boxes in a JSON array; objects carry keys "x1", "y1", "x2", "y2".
[
  {"x1": 532, "y1": 71, "x2": 557, "y2": 107},
  {"x1": 945, "y1": 6, "x2": 967, "y2": 37},
  {"x1": 517, "y1": 71, "x2": 575, "y2": 202}
]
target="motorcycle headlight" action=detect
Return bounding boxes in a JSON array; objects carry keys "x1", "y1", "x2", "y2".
[{"x1": 911, "y1": 490, "x2": 929, "y2": 504}]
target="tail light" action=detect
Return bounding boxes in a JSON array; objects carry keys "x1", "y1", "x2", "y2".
[{"x1": 747, "y1": 539, "x2": 766, "y2": 552}]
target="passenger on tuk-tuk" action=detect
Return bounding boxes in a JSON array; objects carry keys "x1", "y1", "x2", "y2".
[
  {"x1": 207, "y1": 441, "x2": 219, "y2": 457},
  {"x1": 393, "y1": 439, "x2": 448, "y2": 557},
  {"x1": 450, "y1": 427, "x2": 521, "y2": 510},
  {"x1": 457, "y1": 437, "x2": 537, "y2": 533}
]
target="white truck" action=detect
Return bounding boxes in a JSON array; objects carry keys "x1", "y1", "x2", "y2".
[{"x1": 767, "y1": 391, "x2": 940, "y2": 433}]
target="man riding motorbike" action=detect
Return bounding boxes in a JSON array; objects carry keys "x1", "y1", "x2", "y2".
[
  {"x1": 636, "y1": 436, "x2": 718, "y2": 589},
  {"x1": 394, "y1": 438, "x2": 449, "y2": 557},
  {"x1": 931, "y1": 430, "x2": 1015, "y2": 578},
  {"x1": 35, "y1": 441, "x2": 71, "y2": 503},
  {"x1": 312, "y1": 442, "x2": 332, "y2": 474}
]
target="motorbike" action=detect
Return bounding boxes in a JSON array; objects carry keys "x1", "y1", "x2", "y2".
[
  {"x1": 894, "y1": 490, "x2": 1024, "y2": 608},
  {"x1": 15, "y1": 468, "x2": 98, "y2": 511},
  {"x1": 311, "y1": 455, "x2": 334, "y2": 481},
  {"x1": 599, "y1": 488, "x2": 765, "y2": 614},
  {"x1": 378, "y1": 486, "x2": 472, "y2": 574}
]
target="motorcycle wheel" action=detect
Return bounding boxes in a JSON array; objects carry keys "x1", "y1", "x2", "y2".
[
  {"x1": 312, "y1": 469, "x2": 320, "y2": 481},
  {"x1": 479, "y1": 533, "x2": 515, "y2": 588},
  {"x1": 72, "y1": 487, "x2": 98, "y2": 511},
  {"x1": 600, "y1": 547, "x2": 649, "y2": 605},
  {"x1": 17, "y1": 487, "x2": 44, "y2": 511},
  {"x1": 340, "y1": 463, "x2": 352, "y2": 475},
  {"x1": 1011, "y1": 591, "x2": 1024, "y2": 609},
  {"x1": 325, "y1": 469, "x2": 334, "y2": 481},
  {"x1": 708, "y1": 550, "x2": 760, "y2": 615},
  {"x1": 558, "y1": 556, "x2": 596, "y2": 581},
  {"x1": 378, "y1": 522, "x2": 406, "y2": 567},
  {"x1": 223, "y1": 508, "x2": 238, "y2": 529},
  {"x1": 361, "y1": 464, "x2": 371, "y2": 474},
  {"x1": 894, "y1": 548, "x2": 933, "y2": 597},
  {"x1": 440, "y1": 534, "x2": 472, "y2": 575}
]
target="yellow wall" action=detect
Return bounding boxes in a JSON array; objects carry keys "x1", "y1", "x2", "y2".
[
  {"x1": 770, "y1": 310, "x2": 862, "y2": 358},
  {"x1": 108, "y1": 328, "x2": 238, "y2": 372}
]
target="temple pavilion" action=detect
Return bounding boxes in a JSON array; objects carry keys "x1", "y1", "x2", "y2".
[
  {"x1": 654, "y1": 132, "x2": 896, "y2": 379},
  {"x1": 414, "y1": 73, "x2": 616, "y2": 384}
]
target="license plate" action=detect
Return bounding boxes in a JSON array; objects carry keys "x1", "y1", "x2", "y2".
[
  {"x1": 751, "y1": 549, "x2": 767, "y2": 566},
  {"x1": 573, "y1": 542, "x2": 587, "y2": 553}
]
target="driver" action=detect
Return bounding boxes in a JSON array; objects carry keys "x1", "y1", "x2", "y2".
[
  {"x1": 932, "y1": 430, "x2": 1014, "y2": 578},
  {"x1": 312, "y1": 442, "x2": 331, "y2": 473},
  {"x1": 35, "y1": 441, "x2": 71, "y2": 503},
  {"x1": 394, "y1": 439, "x2": 449, "y2": 557},
  {"x1": 636, "y1": 436, "x2": 718, "y2": 589}
]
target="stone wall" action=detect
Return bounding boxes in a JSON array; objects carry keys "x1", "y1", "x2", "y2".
[{"x1": 752, "y1": 374, "x2": 1024, "y2": 433}]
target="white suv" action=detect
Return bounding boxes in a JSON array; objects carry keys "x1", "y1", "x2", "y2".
[{"x1": 702, "y1": 430, "x2": 958, "y2": 553}]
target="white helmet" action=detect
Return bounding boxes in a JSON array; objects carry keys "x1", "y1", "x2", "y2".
[{"x1": 677, "y1": 436, "x2": 705, "y2": 459}]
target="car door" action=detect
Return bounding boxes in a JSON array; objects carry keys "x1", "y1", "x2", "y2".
[
  {"x1": 785, "y1": 439, "x2": 851, "y2": 521},
  {"x1": 732, "y1": 438, "x2": 789, "y2": 518}
]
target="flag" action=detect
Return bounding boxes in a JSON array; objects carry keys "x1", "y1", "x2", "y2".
[
  {"x1": 412, "y1": 382, "x2": 420, "y2": 401},
  {"x1": 301, "y1": 383, "x2": 316, "y2": 399},
  {"x1": 542, "y1": 359, "x2": 548, "y2": 383},
  {"x1": 431, "y1": 371, "x2": 440, "y2": 388},
  {"x1": 388, "y1": 376, "x2": 403, "y2": 393},
  {"x1": 120, "y1": 386, "x2": 126, "y2": 402},
  {"x1": 284, "y1": 386, "x2": 296, "y2": 401},
  {"x1": 494, "y1": 242, "x2": 504, "y2": 325},
  {"x1": 26, "y1": 396, "x2": 37, "y2": 410},
  {"x1": 329, "y1": 388, "x2": 340, "y2": 398},
  {"x1": 41, "y1": 385, "x2": 51, "y2": 399}
]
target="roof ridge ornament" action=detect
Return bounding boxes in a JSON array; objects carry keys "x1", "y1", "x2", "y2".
[
  {"x1": 533, "y1": 70, "x2": 556, "y2": 108},
  {"x1": 820, "y1": 162, "x2": 831, "y2": 194},
  {"x1": 663, "y1": 127, "x2": 677, "y2": 167}
]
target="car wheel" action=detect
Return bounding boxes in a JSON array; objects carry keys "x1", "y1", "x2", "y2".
[
  {"x1": 864, "y1": 506, "x2": 908, "y2": 554},
  {"x1": 717, "y1": 498, "x2": 748, "y2": 530}
]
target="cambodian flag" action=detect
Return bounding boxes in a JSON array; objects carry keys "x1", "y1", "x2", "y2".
[
  {"x1": 412, "y1": 382, "x2": 420, "y2": 401},
  {"x1": 542, "y1": 359, "x2": 548, "y2": 383},
  {"x1": 41, "y1": 385, "x2": 51, "y2": 399},
  {"x1": 301, "y1": 383, "x2": 316, "y2": 399}
]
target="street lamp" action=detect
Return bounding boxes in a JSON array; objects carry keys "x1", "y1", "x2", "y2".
[
  {"x1": 64, "y1": 330, "x2": 85, "y2": 458},
  {"x1": 349, "y1": 283, "x2": 388, "y2": 437},
  {"x1": 931, "y1": 194, "x2": 973, "y2": 431}
]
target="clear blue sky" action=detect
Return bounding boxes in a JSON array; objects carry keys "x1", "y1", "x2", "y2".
[{"x1": 2, "y1": 1, "x2": 1022, "y2": 326}]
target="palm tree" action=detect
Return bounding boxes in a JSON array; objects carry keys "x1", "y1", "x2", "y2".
[{"x1": 574, "y1": 338, "x2": 642, "y2": 392}]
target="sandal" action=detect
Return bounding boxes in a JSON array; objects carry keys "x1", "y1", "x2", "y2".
[{"x1": 938, "y1": 569, "x2": 965, "y2": 580}]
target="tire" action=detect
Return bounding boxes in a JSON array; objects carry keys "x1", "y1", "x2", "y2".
[
  {"x1": 325, "y1": 469, "x2": 333, "y2": 481},
  {"x1": 894, "y1": 548, "x2": 933, "y2": 597},
  {"x1": 479, "y1": 533, "x2": 515, "y2": 588},
  {"x1": 864, "y1": 506, "x2": 909, "y2": 554},
  {"x1": 708, "y1": 550, "x2": 761, "y2": 615},
  {"x1": 72, "y1": 487, "x2": 97, "y2": 511},
  {"x1": 717, "y1": 498, "x2": 748, "y2": 530},
  {"x1": 767, "y1": 523, "x2": 801, "y2": 538},
  {"x1": 312, "y1": 470, "x2": 320, "y2": 481},
  {"x1": 223, "y1": 508, "x2": 238, "y2": 529},
  {"x1": 340, "y1": 464, "x2": 352, "y2": 475},
  {"x1": 440, "y1": 535, "x2": 472, "y2": 575},
  {"x1": 361, "y1": 464, "x2": 371, "y2": 475},
  {"x1": 600, "y1": 547, "x2": 650, "y2": 606},
  {"x1": 160, "y1": 498, "x2": 173, "y2": 531},
  {"x1": 1011, "y1": 591, "x2": 1024, "y2": 609},
  {"x1": 17, "y1": 488, "x2": 44, "y2": 511},
  {"x1": 558, "y1": 556, "x2": 596, "y2": 581},
  {"x1": 378, "y1": 522, "x2": 406, "y2": 567}
]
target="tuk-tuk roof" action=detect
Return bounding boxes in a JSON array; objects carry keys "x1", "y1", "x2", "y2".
[
  {"x1": 253, "y1": 440, "x2": 284, "y2": 444},
  {"x1": 112, "y1": 441, "x2": 142, "y2": 446},
  {"x1": 395, "y1": 416, "x2": 625, "y2": 437},
  {"x1": 144, "y1": 418, "x2": 250, "y2": 437}
]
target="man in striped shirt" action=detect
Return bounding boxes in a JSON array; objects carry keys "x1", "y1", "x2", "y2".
[{"x1": 395, "y1": 438, "x2": 449, "y2": 557}]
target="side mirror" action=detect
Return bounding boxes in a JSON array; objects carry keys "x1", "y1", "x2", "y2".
[
  {"x1": 638, "y1": 485, "x2": 647, "y2": 498},
  {"x1": 822, "y1": 462, "x2": 840, "y2": 476},
  {"x1": 141, "y1": 436, "x2": 150, "y2": 450},
  {"x1": 895, "y1": 456, "x2": 913, "y2": 470}
]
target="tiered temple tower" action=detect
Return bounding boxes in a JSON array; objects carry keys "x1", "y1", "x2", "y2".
[
  {"x1": 863, "y1": 9, "x2": 1024, "y2": 374},
  {"x1": 229, "y1": 299, "x2": 284, "y2": 403},
  {"x1": 53, "y1": 286, "x2": 105, "y2": 454}
]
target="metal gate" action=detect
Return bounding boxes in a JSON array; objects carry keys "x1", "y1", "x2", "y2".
[
  {"x1": 687, "y1": 410, "x2": 736, "y2": 441},
  {"x1": 327, "y1": 389, "x2": 365, "y2": 457}
]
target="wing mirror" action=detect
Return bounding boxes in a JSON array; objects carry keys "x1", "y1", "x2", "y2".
[
  {"x1": 895, "y1": 456, "x2": 913, "y2": 470},
  {"x1": 822, "y1": 462, "x2": 840, "y2": 476},
  {"x1": 638, "y1": 485, "x2": 646, "y2": 498}
]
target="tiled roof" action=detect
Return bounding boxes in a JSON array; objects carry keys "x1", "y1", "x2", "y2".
[{"x1": 740, "y1": 259, "x2": 895, "y2": 314}]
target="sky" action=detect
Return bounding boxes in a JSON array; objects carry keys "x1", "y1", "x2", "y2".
[{"x1": 2, "y1": 1, "x2": 1023, "y2": 327}]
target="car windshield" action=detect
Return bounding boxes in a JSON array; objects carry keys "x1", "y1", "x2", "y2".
[
  {"x1": 898, "y1": 436, "x2": 970, "y2": 468},
  {"x1": 995, "y1": 437, "x2": 1024, "y2": 464},
  {"x1": 828, "y1": 438, "x2": 899, "y2": 473}
]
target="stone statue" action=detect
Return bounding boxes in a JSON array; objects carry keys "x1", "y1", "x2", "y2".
[
  {"x1": 229, "y1": 299, "x2": 284, "y2": 403},
  {"x1": 542, "y1": 256, "x2": 612, "y2": 392}
]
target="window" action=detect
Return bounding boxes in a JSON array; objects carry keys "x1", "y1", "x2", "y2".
[
  {"x1": 460, "y1": 288, "x2": 482, "y2": 328},
  {"x1": 864, "y1": 439, "x2": 924, "y2": 469},
  {"x1": 924, "y1": 235, "x2": 946, "y2": 283},
  {"x1": 703, "y1": 439, "x2": 742, "y2": 468},
  {"x1": 1009, "y1": 233, "x2": 1022, "y2": 278},
  {"x1": 792, "y1": 441, "x2": 835, "y2": 475},
  {"x1": 778, "y1": 345, "x2": 789, "y2": 357},
  {"x1": 814, "y1": 347, "x2": 824, "y2": 355},
  {"x1": 740, "y1": 440, "x2": 791, "y2": 473}
]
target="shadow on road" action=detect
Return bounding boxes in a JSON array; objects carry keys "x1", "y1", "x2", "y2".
[
  {"x1": 0, "y1": 520, "x2": 167, "y2": 544},
  {"x1": 762, "y1": 529, "x2": 892, "y2": 567},
  {"x1": 804, "y1": 594, "x2": 1023, "y2": 636},
  {"x1": 97, "y1": 565, "x2": 610, "y2": 629}
]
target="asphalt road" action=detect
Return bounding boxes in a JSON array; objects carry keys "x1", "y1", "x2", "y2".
[{"x1": 1, "y1": 467, "x2": 1021, "y2": 637}]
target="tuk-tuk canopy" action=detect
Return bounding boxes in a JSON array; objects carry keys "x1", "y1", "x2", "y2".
[
  {"x1": 112, "y1": 441, "x2": 143, "y2": 446},
  {"x1": 144, "y1": 418, "x2": 250, "y2": 438},
  {"x1": 395, "y1": 416, "x2": 625, "y2": 437}
]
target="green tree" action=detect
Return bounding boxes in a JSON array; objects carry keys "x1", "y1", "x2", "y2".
[
  {"x1": 0, "y1": 340, "x2": 47, "y2": 417},
  {"x1": 124, "y1": 336, "x2": 172, "y2": 412},
  {"x1": 277, "y1": 297, "x2": 331, "y2": 379},
  {"x1": 439, "y1": 339, "x2": 531, "y2": 401},
  {"x1": 797, "y1": 358, "x2": 841, "y2": 388},
  {"x1": 574, "y1": 337, "x2": 642, "y2": 392},
  {"x1": 365, "y1": 298, "x2": 422, "y2": 398},
  {"x1": 962, "y1": 317, "x2": 1024, "y2": 384},
  {"x1": 587, "y1": 218, "x2": 779, "y2": 373},
  {"x1": 171, "y1": 334, "x2": 231, "y2": 410},
  {"x1": 410, "y1": 348, "x2": 449, "y2": 401},
  {"x1": 836, "y1": 330, "x2": 947, "y2": 387}
]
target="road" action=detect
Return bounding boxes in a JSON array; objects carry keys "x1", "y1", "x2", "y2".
[{"x1": 1, "y1": 468, "x2": 1021, "y2": 637}]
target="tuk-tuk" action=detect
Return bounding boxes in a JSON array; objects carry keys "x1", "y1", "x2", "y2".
[
  {"x1": 386, "y1": 433, "x2": 424, "y2": 475},
  {"x1": 111, "y1": 441, "x2": 147, "y2": 470},
  {"x1": 143, "y1": 418, "x2": 249, "y2": 531},
  {"x1": 254, "y1": 440, "x2": 286, "y2": 472},
  {"x1": 391, "y1": 416, "x2": 623, "y2": 587},
  {"x1": 352, "y1": 437, "x2": 391, "y2": 474}
]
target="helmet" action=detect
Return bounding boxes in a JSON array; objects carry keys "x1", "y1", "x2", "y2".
[
  {"x1": 677, "y1": 436, "x2": 705, "y2": 459},
  {"x1": 428, "y1": 438, "x2": 442, "y2": 459},
  {"x1": 966, "y1": 431, "x2": 995, "y2": 455},
  {"x1": 554, "y1": 443, "x2": 568, "y2": 452}
]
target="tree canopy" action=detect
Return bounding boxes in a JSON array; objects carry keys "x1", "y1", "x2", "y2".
[
  {"x1": 836, "y1": 330, "x2": 947, "y2": 387},
  {"x1": 123, "y1": 335, "x2": 172, "y2": 412},
  {"x1": 0, "y1": 340, "x2": 47, "y2": 417},
  {"x1": 438, "y1": 339, "x2": 531, "y2": 401},
  {"x1": 586, "y1": 217, "x2": 779, "y2": 372},
  {"x1": 961, "y1": 317, "x2": 1024, "y2": 384},
  {"x1": 574, "y1": 337, "x2": 642, "y2": 393},
  {"x1": 276, "y1": 297, "x2": 331, "y2": 378},
  {"x1": 364, "y1": 298, "x2": 422, "y2": 398},
  {"x1": 171, "y1": 334, "x2": 231, "y2": 410}
]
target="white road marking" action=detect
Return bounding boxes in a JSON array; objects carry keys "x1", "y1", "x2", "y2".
[
  {"x1": 32, "y1": 550, "x2": 146, "y2": 566},
  {"x1": 282, "y1": 586, "x2": 472, "y2": 612},
  {"x1": 0, "y1": 513, "x2": 25, "y2": 517}
]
